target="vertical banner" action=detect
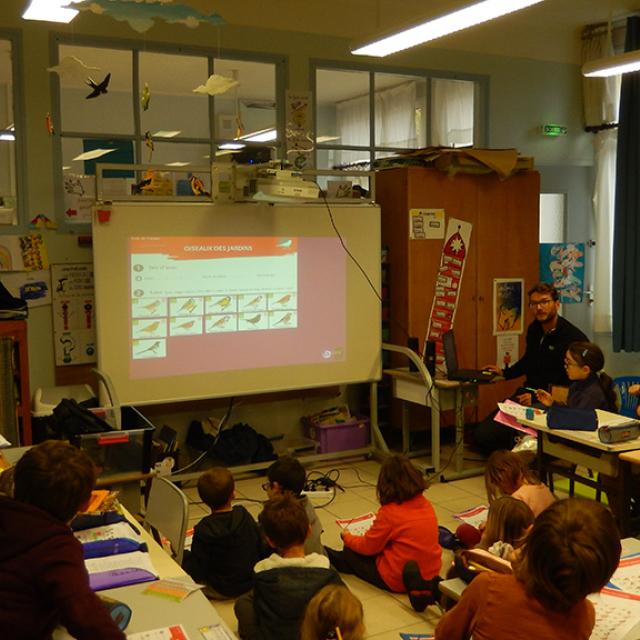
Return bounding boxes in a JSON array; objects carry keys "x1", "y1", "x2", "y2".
[
  {"x1": 425, "y1": 218, "x2": 473, "y2": 368},
  {"x1": 51, "y1": 263, "x2": 97, "y2": 366},
  {"x1": 285, "y1": 91, "x2": 314, "y2": 170},
  {"x1": 539, "y1": 242, "x2": 585, "y2": 303},
  {"x1": 493, "y1": 278, "x2": 524, "y2": 335}
]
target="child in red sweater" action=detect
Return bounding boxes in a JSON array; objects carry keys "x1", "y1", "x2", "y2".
[
  {"x1": 435, "y1": 498, "x2": 620, "y2": 640},
  {"x1": 326, "y1": 455, "x2": 441, "y2": 605}
]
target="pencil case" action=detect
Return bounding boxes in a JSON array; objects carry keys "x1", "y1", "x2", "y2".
[{"x1": 598, "y1": 422, "x2": 640, "y2": 444}]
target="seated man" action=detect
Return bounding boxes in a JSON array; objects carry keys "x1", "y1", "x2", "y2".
[{"x1": 477, "y1": 282, "x2": 588, "y2": 452}]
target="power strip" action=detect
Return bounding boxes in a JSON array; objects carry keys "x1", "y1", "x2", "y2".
[{"x1": 301, "y1": 489, "x2": 334, "y2": 499}]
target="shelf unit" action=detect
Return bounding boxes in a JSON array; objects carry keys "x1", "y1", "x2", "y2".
[{"x1": 0, "y1": 320, "x2": 32, "y2": 445}]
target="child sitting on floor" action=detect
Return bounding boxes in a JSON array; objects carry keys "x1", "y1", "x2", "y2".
[
  {"x1": 300, "y1": 584, "x2": 365, "y2": 640},
  {"x1": 182, "y1": 466, "x2": 264, "y2": 598},
  {"x1": 485, "y1": 449, "x2": 555, "y2": 517},
  {"x1": 326, "y1": 454, "x2": 441, "y2": 612},
  {"x1": 476, "y1": 495, "x2": 534, "y2": 560},
  {"x1": 234, "y1": 495, "x2": 342, "y2": 640},
  {"x1": 435, "y1": 498, "x2": 621, "y2": 640},
  {"x1": 0, "y1": 440, "x2": 125, "y2": 639},
  {"x1": 263, "y1": 456, "x2": 325, "y2": 556},
  {"x1": 536, "y1": 341, "x2": 617, "y2": 411}
]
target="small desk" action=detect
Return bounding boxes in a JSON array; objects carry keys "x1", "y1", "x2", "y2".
[
  {"x1": 518, "y1": 410, "x2": 640, "y2": 536},
  {"x1": 56, "y1": 507, "x2": 236, "y2": 639},
  {"x1": 377, "y1": 343, "x2": 480, "y2": 480}
]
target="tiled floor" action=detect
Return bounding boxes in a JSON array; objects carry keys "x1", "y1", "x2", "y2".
[{"x1": 182, "y1": 450, "x2": 492, "y2": 639}]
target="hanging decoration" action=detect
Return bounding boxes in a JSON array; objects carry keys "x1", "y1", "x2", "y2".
[
  {"x1": 72, "y1": 0, "x2": 225, "y2": 34},
  {"x1": 424, "y1": 218, "x2": 473, "y2": 370},
  {"x1": 192, "y1": 74, "x2": 239, "y2": 96},
  {"x1": 141, "y1": 82, "x2": 151, "y2": 111},
  {"x1": 86, "y1": 73, "x2": 111, "y2": 99},
  {"x1": 47, "y1": 56, "x2": 100, "y2": 82},
  {"x1": 144, "y1": 131, "x2": 155, "y2": 162}
]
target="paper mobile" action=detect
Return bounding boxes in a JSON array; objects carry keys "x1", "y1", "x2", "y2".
[
  {"x1": 193, "y1": 74, "x2": 239, "y2": 96},
  {"x1": 48, "y1": 56, "x2": 100, "y2": 82},
  {"x1": 73, "y1": 0, "x2": 225, "y2": 34},
  {"x1": 141, "y1": 82, "x2": 151, "y2": 111},
  {"x1": 86, "y1": 73, "x2": 111, "y2": 99},
  {"x1": 144, "y1": 131, "x2": 155, "y2": 162}
]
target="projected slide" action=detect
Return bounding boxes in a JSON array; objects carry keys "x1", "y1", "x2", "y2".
[{"x1": 129, "y1": 236, "x2": 345, "y2": 378}]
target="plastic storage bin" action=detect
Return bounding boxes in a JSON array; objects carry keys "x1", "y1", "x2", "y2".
[
  {"x1": 72, "y1": 406, "x2": 155, "y2": 478},
  {"x1": 304, "y1": 417, "x2": 370, "y2": 453}
]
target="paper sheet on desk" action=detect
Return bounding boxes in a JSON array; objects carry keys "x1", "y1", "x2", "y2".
[
  {"x1": 589, "y1": 590, "x2": 640, "y2": 640},
  {"x1": 496, "y1": 401, "x2": 538, "y2": 436},
  {"x1": 74, "y1": 521, "x2": 143, "y2": 544},
  {"x1": 127, "y1": 624, "x2": 189, "y2": 640},
  {"x1": 608, "y1": 555, "x2": 640, "y2": 596}
]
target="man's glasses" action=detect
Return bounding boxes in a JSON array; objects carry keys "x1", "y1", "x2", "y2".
[{"x1": 528, "y1": 298, "x2": 554, "y2": 309}]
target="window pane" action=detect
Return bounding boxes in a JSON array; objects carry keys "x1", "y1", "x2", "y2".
[
  {"x1": 59, "y1": 44, "x2": 133, "y2": 135},
  {"x1": 213, "y1": 59, "x2": 276, "y2": 141},
  {"x1": 431, "y1": 78, "x2": 475, "y2": 147},
  {"x1": 139, "y1": 52, "x2": 209, "y2": 140},
  {"x1": 148, "y1": 141, "x2": 210, "y2": 167},
  {"x1": 61, "y1": 137, "x2": 136, "y2": 177},
  {"x1": 316, "y1": 69, "x2": 370, "y2": 146},
  {"x1": 0, "y1": 39, "x2": 16, "y2": 222},
  {"x1": 374, "y1": 73, "x2": 426, "y2": 149}
]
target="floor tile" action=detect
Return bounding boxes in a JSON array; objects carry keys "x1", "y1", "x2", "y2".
[{"x1": 361, "y1": 593, "x2": 427, "y2": 635}]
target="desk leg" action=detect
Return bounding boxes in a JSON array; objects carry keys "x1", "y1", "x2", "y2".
[
  {"x1": 428, "y1": 389, "x2": 440, "y2": 474},
  {"x1": 369, "y1": 381, "x2": 389, "y2": 454},
  {"x1": 618, "y1": 458, "x2": 632, "y2": 537}
]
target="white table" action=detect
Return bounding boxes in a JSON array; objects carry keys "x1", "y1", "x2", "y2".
[
  {"x1": 518, "y1": 409, "x2": 640, "y2": 536},
  {"x1": 373, "y1": 344, "x2": 481, "y2": 480},
  {"x1": 56, "y1": 507, "x2": 236, "y2": 639}
]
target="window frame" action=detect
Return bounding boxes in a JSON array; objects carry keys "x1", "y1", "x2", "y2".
[
  {"x1": 50, "y1": 33, "x2": 287, "y2": 230},
  {"x1": 0, "y1": 29, "x2": 26, "y2": 228},
  {"x1": 310, "y1": 59, "x2": 489, "y2": 170}
]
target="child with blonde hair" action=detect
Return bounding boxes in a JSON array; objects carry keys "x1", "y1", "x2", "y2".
[
  {"x1": 477, "y1": 495, "x2": 534, "y2": 560},
  {"x1": 435, "y1": 498, "x2": 621, "y2": 640},
  {"x1": 300, "y1": 585, "x2": 364, "y2": 640},
  {"x1": 485, "y1": 450, "x2": 554, "y2": 517}
]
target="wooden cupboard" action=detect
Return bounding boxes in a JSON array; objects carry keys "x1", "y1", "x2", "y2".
[{"x1": 376, "y1": 166, "x2": 540, "y2": 419}]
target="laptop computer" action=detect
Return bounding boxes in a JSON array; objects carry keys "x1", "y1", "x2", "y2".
[{"x1": 442, "y1": 330, "x2": 496, "y2": 384}]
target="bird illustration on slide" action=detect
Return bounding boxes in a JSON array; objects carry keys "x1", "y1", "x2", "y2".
[{"x1": 244, "y1": 314, "x2": 261, "y2": 326}]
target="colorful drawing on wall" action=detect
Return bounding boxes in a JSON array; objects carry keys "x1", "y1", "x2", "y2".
[
  {"x1": 539, "y1": 242, "x2": 585, "y2": 303},
  {"x1": 73, "y1": 0, "x2": 225, "y2": 34},
  {"x1": 493, "y1": 278, "x2": 524, "y2": 335},
  {"x1": 424, "y1": 218, "x2": 473, "y2": 370},
  {"x1": 285, "y1": 91, "x2": 314, "y2": 170}
]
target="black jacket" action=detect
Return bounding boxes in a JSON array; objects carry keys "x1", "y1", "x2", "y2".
[
  {"x1": 253, "y1": 566, "x2": 343, "y2": 640},
  {"x1": 182, "y1": 505, "x2": 264, "y2": 597},
  {"x1": 503, "y1": 316, "x2": 588, "y2": 389},
  {"x1": 568, "y1": 373, "x2": 614, "y2": 411}
]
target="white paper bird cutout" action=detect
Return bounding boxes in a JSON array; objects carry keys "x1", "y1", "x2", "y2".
[
  {"x1": 192, "y1": 74, "x2": 239, "y2": 96},
  {"x1": 48, "y1": 56, "x2": 101, "y2": 83}
]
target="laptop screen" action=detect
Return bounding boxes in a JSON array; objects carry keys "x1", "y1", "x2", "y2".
[{"x1": 442, "y1": 330, "x2": 459, "y2": 374}]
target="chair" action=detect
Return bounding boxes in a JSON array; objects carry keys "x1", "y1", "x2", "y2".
[
  {"x1": 614, "y1": 376, "x2": 640, "y2": 418},
  {"x1": 143, "y1": 475, "x2": 189, "y2": 565}
]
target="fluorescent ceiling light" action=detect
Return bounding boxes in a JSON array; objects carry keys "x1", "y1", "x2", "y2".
[
  {"x1": 218, "y1": 142, "x2": 246, "y2": 150},
  {"x1": 153, "y1": 130, "x2": 181, "y2": 138},
  {"x1": 317, "y1": 135, "x2": 340, "y2": 143},
  {"x1": 72, "y1": 148, "x2": 115, "y2": 161},
  {"x1": 352, "y1": 0, "x2": 545, "y2": 57},
  {"x1": 583, "y1": 50, "x2": 640, "y2": 78},
  {"x1": 165, "y1": 161, "x2": 191, "y2": 167},
  {"x1": 0, "y1": 133, "x2": 15, "y2": 141},
  {"x1": 240, "y1": 128, "x2": 277, "y2": 143},
  {"x1": 22, "y1": 0, "x2": 79, "y2": 23}
]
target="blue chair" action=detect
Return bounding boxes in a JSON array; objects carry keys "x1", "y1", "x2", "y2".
[{"x1": 613, "y1": 376, "x2": 640, "y2": 418}]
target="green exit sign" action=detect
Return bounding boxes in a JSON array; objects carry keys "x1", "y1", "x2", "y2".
[{"x1": 541, "y1": 124, "x2": 568, "y2": 137}]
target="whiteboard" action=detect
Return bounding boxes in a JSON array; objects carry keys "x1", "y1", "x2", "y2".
[{"x1": 92, "y1": 202, "x2": 381, "y2": 405}]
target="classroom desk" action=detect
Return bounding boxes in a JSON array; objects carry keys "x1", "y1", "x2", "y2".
[
  {"x1": 517, "y1": 410, "x2": 640, "y2": 536},
  {"x1": 56, "y1": 507, "x2": 236, "y2": 639},
  {"x1": 439, "y1": 538, "x2": 640, "y2": 640},
  {"x1": 376, "y1": 343, "x2": 481, "y2": 480}
]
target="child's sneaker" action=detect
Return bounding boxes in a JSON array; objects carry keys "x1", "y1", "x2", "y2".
[{"x1": 402, "y1": 560, "x2": 442, "y2": 612}]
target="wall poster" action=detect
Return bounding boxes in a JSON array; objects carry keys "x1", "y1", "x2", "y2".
[
  {"x1": 493, "y1": 278, "x2": 524, "y2": 335},
  {"x1": 539, "y1": 242, "x2": 585, "y2": 303}
]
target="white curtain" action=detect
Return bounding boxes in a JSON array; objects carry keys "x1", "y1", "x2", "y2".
[
  {"x1": 592, "y1": 129, "x2": 618, "y2": 333},
  {"x1": 431, "y1": 78, "x2": 474, "y2": 147},
  {"x1": 336, "y1": 93, "x2": 370, "y2": 169},
  {"x1": 375, "y1": 81, "x2": 418, "y2": 148},
  {"x1": 582, "y1": 26, "x2": 621, "y2": 332}
]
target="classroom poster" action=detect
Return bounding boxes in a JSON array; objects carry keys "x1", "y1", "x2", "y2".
[
  {"x1": 424, "y1": 217, "x2": 473, "y2": 370},
  {"x1": 285, "y1": 91, "x2": 314, "y2": 170},
  {"x1": 493, "y1": 278, "x2": 524, "y2": 335},
  {"x1": 1, "y1": 269, "x2": 51, "y2": 308},
  {"x1": 497, "y1": 333, "x2": 519, "y2": 370},
  {"x1": 539, "y1": 242, "x2": 585, "y2": 303},
  {"x1": 51, "y1": 263, "x2": 97, "y2": 366},
  {"x1": 409, "y1": 208, "x2": 445, "y2": 240},
  {"x1": 63, "y1": 174, "x2": 95, "y2": 224},
  {"x1": 0, "y1": 233, "x2": 49, "y2": 271}
]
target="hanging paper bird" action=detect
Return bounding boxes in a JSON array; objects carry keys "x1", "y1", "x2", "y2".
[
  {"x1": 85, "y1": 73, "x2": 111, "y2": 99},
  {"x1": 141, "y1": 82, "x2": 151, "y2": 111},
  {"x1": 144, "y1": 131, "x2": 154, "y2": 162},
  {"x1": 189, "y1": 173, "x2": 210, "y2": 197}
]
